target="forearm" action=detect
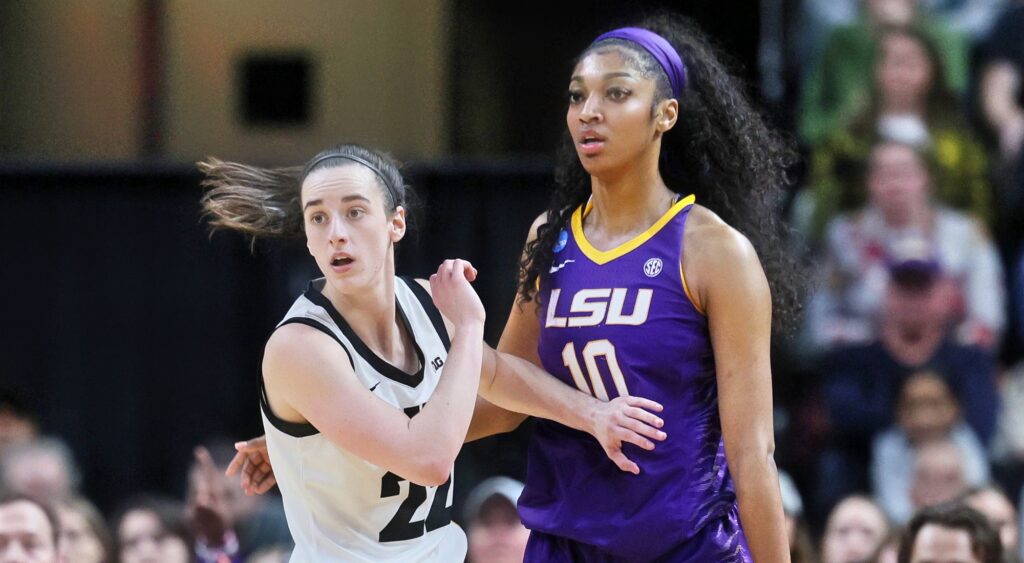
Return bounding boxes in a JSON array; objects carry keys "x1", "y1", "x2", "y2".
[
  {"x1": 411, "y1": 325, "x2": 484, "y2": 466},
  {"x1": 479, "y1": 347, "x2": 596, "y2": 434},
  {"x1": 732, "y1": 451, "x2": 790, "y2": 563}
]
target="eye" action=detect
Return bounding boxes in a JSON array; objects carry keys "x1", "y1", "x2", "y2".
[
  {"x1": 309, "y1": 212, "x2": 327, "y2": 225},
  {"x1": 607, "y1": 87, "x2": 630, "y2": 101},
  {"x1": 568, "y1": 89, "x2": 584, "y2": 104},
  {"x1": 347, "y1": 207, "x2": 366, "y2": 219}
]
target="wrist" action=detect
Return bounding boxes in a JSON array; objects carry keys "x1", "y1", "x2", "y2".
[{"x1": 453, "y1": 322, "x2": 485, "y2": 339}]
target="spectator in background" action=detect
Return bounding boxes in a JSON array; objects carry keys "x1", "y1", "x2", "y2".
[
  {"x1": 187, "y1": 443, "x2": 290, "y2": 562},
  {"x1": 977, "y1": 0, "x2": 1024, "y2": 241},
  {"x1": 821, "y1": 495, "x2": 891, "y2": 563},
  {"x1": 872, "y1": 530, "x2": 903, "y2": 563},
  {"x1": 799, "y1": 0, "x2": 969, "y2": 146},
  {"x1": 56, "y1": 496, "x2": 114, "y2": 563},
  {"x1": 909, "y1": 440, "x2": 974, "y2": 515},
  {"x1": 114, "y1": 495, "x2": 193, "y2": 563},
  {"x1": 0, "y1": 493, "x2": 60, "y2": 563},
  {"x1": 779, "y1": 470, "x2": 818, "y2": 563},
  {"x1": 816, "y1": 236, "x2": 999, "y2": 513},
  {"x1": 963, "y1": 486, "x2": 1021, "y2": 561},
  {"x1": 806, "y1": 140, "x2": 1004, "y2": 352},
  {"x1": 872, "y1": 370, "x2": 990, "y2": 524},
  {"x1": 0, "y1": 390, "x2": 38, "y2": 458},
  {"x1": 463, "y1": 477, "x2": 529, "y2": 563},
  {"x1": 805, "y1": 27, "x2": 990, "y2": 240},
  {"x1": 0, "y1": 437, "x2": 81, "y2": 506},
  {"x1": 991, "y1": 361, "x2": 1024, "y2": 510},
  {"x1": 897, "y1": 503, "x2": 1002, "y2": 563}
]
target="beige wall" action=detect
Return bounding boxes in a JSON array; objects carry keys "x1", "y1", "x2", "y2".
[
  {"x1": 0, "y1": 0, "x2": 450, "y2": 162},
  {"x1": 0, "y1": 0, "x2": 138, "y2": 160},
  {"x1": 164, "y1": 0, "x2": 450, "y2": 164}
]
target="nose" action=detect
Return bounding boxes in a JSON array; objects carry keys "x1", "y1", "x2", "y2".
[
  {"x1": 328, "y1": 215, "x2": 349, "y2": 244},
  {"x1": 578, "y1": 93, "x2": 602, "y2": 124}
]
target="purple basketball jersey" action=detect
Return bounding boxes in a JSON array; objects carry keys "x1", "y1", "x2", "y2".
[{"x1": 519, "y1": 196, "x2": 751, "y2": 561}]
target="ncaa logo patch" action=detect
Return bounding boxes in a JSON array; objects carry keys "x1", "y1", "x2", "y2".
[
  {"x1": 644, "y1": 258, "x2": 663, "y2": 278},
  {"x1": 553, "y1": 230, "x2": 569, "y2": 253}
]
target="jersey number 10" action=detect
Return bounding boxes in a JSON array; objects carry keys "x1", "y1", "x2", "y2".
[{"x1": 562, "y1": 340, "x2": 629, "y2": 400}]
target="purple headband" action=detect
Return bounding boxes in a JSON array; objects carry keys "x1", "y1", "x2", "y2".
[{"x1": 593, "y1": 27, "x2": 687, "y2": 99}]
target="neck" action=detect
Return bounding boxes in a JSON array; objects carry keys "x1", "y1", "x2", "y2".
[
  {"x1": 880, "y1": 97, "x2": 925, "y2": 116},
  {"x1": 586, "y1": 149, "x2": 675, "y2": 238},
  {"x1": 879, "y1": 203, "x2": 932, "y2": 229},
  {"x1": 322, "y1": 255, "x2": 407, "y2": 360}
]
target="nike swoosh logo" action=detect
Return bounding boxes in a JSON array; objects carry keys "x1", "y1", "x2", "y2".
[
  {"x1": 549, "y1": 259, "x2": 575, "y2": 274},
  {"x1": 369, "y1": 382, "x2": 380, "y2": 392}
]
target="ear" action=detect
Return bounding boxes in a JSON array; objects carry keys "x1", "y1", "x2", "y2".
[
  {"x1": 389, "y1": 206, "x2": 407, "y2": 243},
  {"x1": 656, "y1": 99, "x2": 679, "y2": 133}
]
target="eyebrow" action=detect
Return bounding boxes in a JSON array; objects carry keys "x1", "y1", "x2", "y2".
[
  {"x1": 302, "y1": 194, "x2": 372, "y2": 211},
  {"x1": 570, "y1": 71, "x2": 636, "y2": 83}
]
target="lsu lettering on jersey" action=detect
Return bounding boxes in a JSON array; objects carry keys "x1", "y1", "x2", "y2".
[
  {"x1": 520, "y1": 195, "x2": 752, "y2": 561},
  {"x1": 261, "y1": 277, "x2": 467, "y2": 563}
]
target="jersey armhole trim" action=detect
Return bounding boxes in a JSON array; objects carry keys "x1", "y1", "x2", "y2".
[
  {"x1": 678, "y1": 261, "x2": 706, "y2": 316},
  {"x1": 259, "y1": 318, "x2": 350, "y2": 438},
  {"x1": 399, "y1": 276, "x2": 452, "y2": 351}
]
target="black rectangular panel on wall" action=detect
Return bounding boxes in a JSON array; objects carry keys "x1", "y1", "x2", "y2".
[{"x1": 238, "y1": 53, "x2": 313, "y2": 126}]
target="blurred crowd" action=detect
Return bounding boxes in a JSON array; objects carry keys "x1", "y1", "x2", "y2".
[
  {"x1": 3, "y1": 0, "x2": 1024, "y2": 561},
  {"x1": 781, "y1": 0, "x2": 1024, "y2": 561}
]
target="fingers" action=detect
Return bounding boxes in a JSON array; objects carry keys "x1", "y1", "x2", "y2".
[
  {"x1": 432, "y1": 259, "x2": 477, "y2": 282},
  {"x1": 622, "y1": 396, "x2": 664, "y2": 413},
  {"x1": 233, "y1": 436, "x2": 268, "y2": 453},
  {"x1": 622, "y1": 408, "x2": 667, "y2": 440},
  {"x1": 607, "y1": 449, "x2": 640, "y2": 475},
  {"x1": 224, "y1": 450, "x2": 246, "y2": 477}
]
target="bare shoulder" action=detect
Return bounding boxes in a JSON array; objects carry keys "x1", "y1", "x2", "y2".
[
  {"x1": 263, "y1": 322, "x2": 350, "y2": 380},
  {"x1": 684, "y1": 205, "x2": 761, "y2": 272}
]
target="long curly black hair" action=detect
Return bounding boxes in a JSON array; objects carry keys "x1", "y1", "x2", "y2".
[{"x1": 516, "y1": 12, "x2": 804, "y2": 336}]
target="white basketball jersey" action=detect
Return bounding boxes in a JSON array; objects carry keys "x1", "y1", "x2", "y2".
[{"x1": 261, "y1": 277, "x2": 467, "y2": 562}]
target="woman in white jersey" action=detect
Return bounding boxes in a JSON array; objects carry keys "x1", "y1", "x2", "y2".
[{"x1": 199, "y1": 144, "x2": 667, "y2": 562}]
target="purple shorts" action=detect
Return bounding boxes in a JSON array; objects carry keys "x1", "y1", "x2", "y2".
[{"x1": 523, "y1": 506, "x2": 752, "y2": 563}]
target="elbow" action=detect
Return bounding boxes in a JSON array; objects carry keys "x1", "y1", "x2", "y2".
[{"x1": 415, "y1": 459, "x2": 453, "y2": 487}]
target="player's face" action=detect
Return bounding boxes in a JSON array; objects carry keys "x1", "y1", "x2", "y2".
[
  {"x1": 566, "y1": 50, "x2": 674, "y2": 178},
  {"x1": 0, "y1": 501, "x2": 58, "y2": 563},
  {"x1": 301, "y1": 164, "x2": 406, "y2": 295}
]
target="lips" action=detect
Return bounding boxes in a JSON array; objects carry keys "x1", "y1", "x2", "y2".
[
  {"x1": 329, "y1": 252, "x2": 355, "y2": 272},
  {"x1": 578, "y1": 131, "x2": 606, "y2": 156}
]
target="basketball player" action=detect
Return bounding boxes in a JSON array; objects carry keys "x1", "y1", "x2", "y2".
[
  {"x1": 498, "y1": 13, "x2": 801, "y2": 562},
  {"x1": 199, "y1": 145, "x2": 667, "y2": 562}
]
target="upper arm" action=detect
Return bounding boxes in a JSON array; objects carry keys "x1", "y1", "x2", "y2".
[
  {"x1": 497, "y1": 213, "x2": 547, "y2": 363},
  {"x1": 262, "y1": 324, "x2": 443, "y2": 480},
  {"x1": 685, "y1": 214, "x2": 775, "y2": 456}
]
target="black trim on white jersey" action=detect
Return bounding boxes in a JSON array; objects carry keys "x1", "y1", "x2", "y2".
[
  {"x1": 303, "y1": 280, "x2": 426, "y2": 388},
  {"x1": 258, "y1": 318, "x2": 346, "y2": 437},
  {"x1": 399, "y1": 276, "x2": 451, "y2": 351}
]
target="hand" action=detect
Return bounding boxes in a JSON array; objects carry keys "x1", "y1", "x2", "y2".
[
  {"x1": 188, "y1": 446, "x2": 234, "y2": 545},
  {"x1": 429, "y1": 259, "x2": 485, "y2": 328},
  {"x1": 587, "y1": 396, "x2": 667, "y2": 475},
  {"x1": 225, "y1": 436, "x2": 276, "y2": 496}
]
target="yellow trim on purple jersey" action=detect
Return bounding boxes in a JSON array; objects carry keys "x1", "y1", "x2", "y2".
[
  {"x1": 571, "y1": 194, "x2": 696, "y2": 265},
  {"x1": 679, "y1": 261, "x2": 707, "y2": 316}
]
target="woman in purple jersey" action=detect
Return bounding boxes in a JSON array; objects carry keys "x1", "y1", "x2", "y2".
[{"x1": 495, "y1": 12, "x2": 802, "y2": 562}]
